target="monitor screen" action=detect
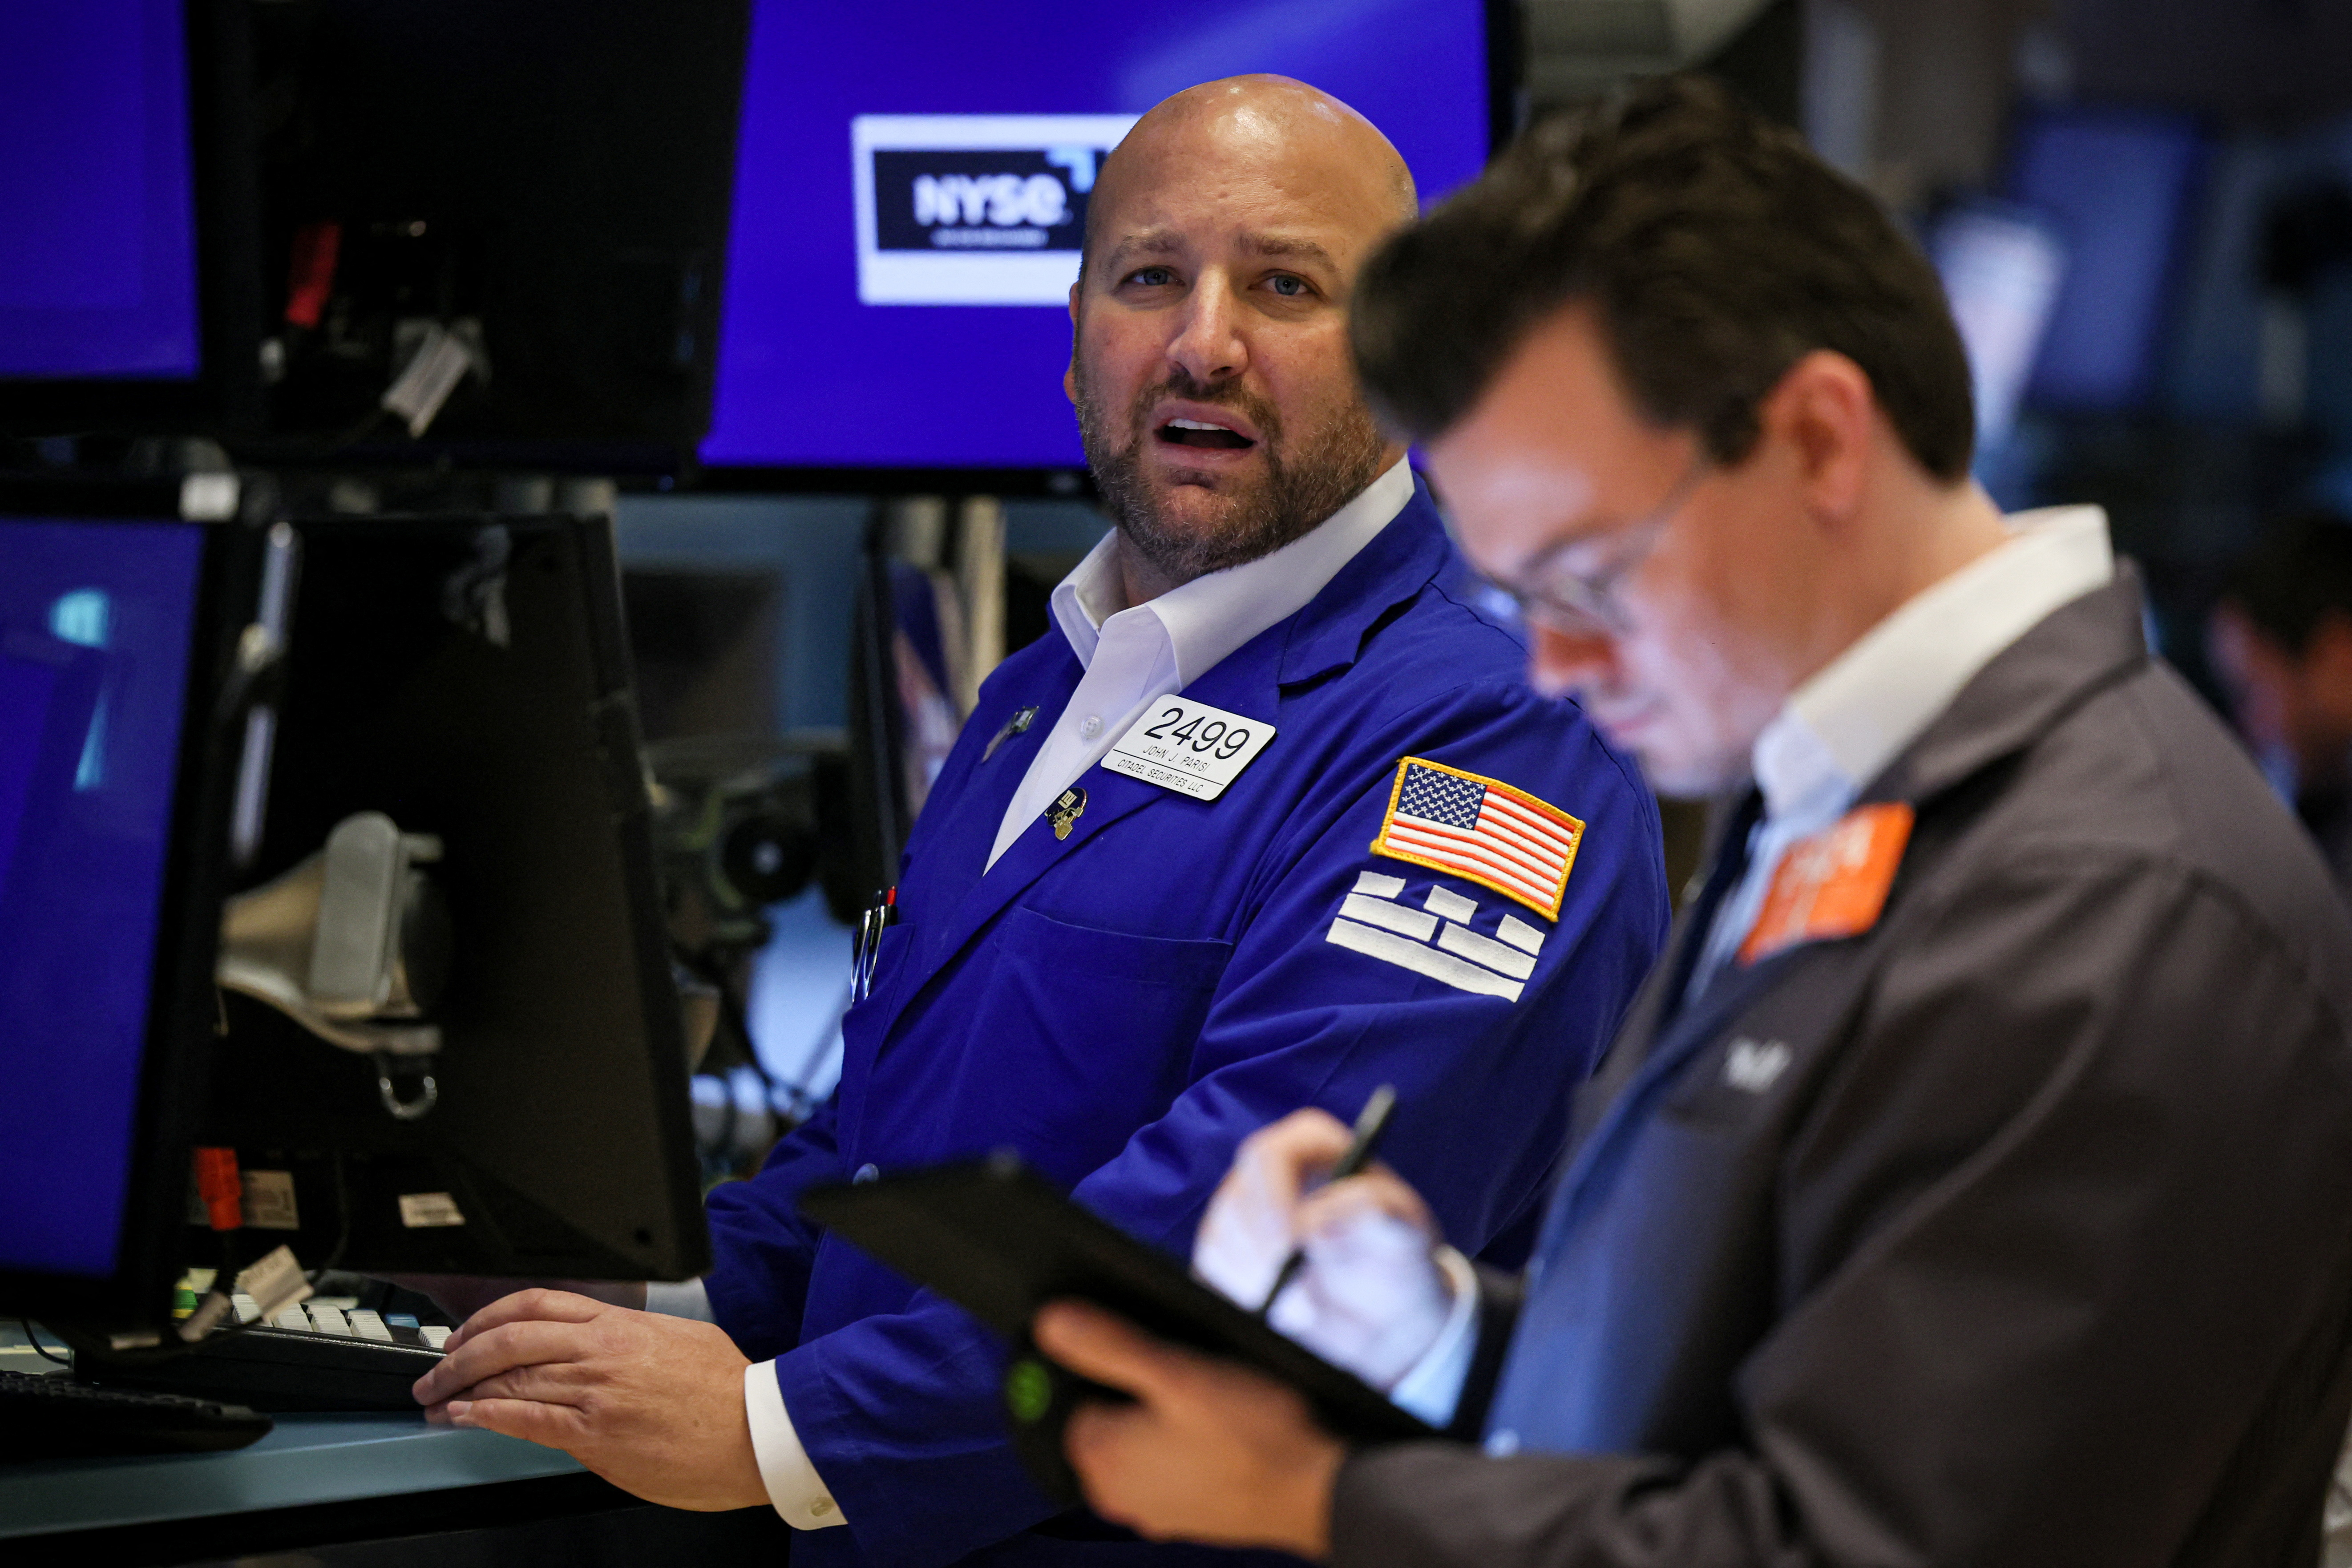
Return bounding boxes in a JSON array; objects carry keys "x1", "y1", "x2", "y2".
[
  {"x1": 2006, "y1": 106, "x2": 2206, "y2": 413},
  {"x1": 0, "y1": 0, "x2": 203, "y2": 381},
  {"x1": 701, "y1": 0, "x2": 1495, "y2": 472},
  {"x1": 0, "y1": 517, "x2": 207, "y2": 1279},
  {"x1": 1930, "y1": 200, "x2": 2068, "y2": 450}
]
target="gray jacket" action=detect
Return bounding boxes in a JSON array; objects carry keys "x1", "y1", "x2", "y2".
[{"x1": 1334, "y1": 570, "x2": 2352, "y2": 1567}]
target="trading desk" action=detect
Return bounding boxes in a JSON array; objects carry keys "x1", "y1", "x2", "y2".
[{"x1": 0, "y1": 1410, "x2": 788, "y2": 1566}]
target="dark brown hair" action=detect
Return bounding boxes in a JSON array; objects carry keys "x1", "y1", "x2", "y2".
[
  {"x1": 2224, "y1": 512, "x2": 2352, "y2": 654},
  {"x1": 1349, "y1": 75, "x2": 1976, "y2": 481}
]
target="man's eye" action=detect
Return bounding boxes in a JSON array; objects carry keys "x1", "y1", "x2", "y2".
[
  {"x1": 1266, "y1": 275, "x2": 1308, "y2": 297},
  {"x1": 1128, "y1": 267, "x2": 1176, "y2": 287}
]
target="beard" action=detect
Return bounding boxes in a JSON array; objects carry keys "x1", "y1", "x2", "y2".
[{"x1": 1075, "y1": 362, "x2": 1390, "y2": 587}]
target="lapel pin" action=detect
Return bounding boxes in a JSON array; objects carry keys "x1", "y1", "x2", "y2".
[{"x1": 1047, "y1": 786, "x2": 1087, "y2": 841}]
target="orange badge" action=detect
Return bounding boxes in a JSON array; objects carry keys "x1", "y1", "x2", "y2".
[{"x1": 1737, "y1": 801, "x2": 1914, "y2": 966}]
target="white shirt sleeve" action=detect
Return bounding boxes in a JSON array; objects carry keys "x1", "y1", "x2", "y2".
[
  {"x1": 744, "y1": 1360, "x2": 849, "y2": 1528},
  {"x1": 643, "y1": 1278, "x2": 715, "y2": 1321},
  {"x1": 647, "y1": 1282, "x2": 848, "y2": 1529},
  {"x1": 1386, "y1": 1246, "x2": 1480, "y2": 1428}
]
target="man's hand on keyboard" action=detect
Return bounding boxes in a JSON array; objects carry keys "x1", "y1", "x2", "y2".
[{"x1": 409, "y1": 1287, "x2": 766, "y2": 1512}]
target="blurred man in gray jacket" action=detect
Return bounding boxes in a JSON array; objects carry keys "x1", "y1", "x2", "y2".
[{"x1": 1033, "y1": 77, "x2": 2352, "y2": 1568}]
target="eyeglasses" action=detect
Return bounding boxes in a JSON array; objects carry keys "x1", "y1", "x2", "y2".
[{"x1": 1482, "y1": 455, "x2": 1711, "y2": 636}]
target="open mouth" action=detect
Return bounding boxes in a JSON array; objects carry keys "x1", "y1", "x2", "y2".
[{"x1": 1155, "y1": 417, "x2": 1256, "y2": 452}]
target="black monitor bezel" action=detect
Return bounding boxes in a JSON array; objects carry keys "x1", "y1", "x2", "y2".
[
  {"x1": 0, "y1": 0, "x2": 266, "y2": 440},
  {"x1": 195, "y1": 511, "x2": 711, "y2": 1284},
  {"x1": 688, "y1": 0, "x2": 1519, "y2": 492},
  {"x1": 0, "y1": 477, "x2": 263, "y2": 1327}
]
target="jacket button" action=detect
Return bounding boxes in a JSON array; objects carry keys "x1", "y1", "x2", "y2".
[{"x1": 853, "y1": 1163, "x2": 880, "y2": 1184}]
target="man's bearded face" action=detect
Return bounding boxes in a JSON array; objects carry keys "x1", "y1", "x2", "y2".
[{"x1": 1074, "y1": 356, "x2": 1390, "y2": 584}]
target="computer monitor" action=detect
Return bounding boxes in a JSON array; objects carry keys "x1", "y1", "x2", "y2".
[
  {"x1": 201, "y1": 513, "x2": 709, "y2": 1284},
  {"x1": 0, "y1": 0, "x2": 264, "y2": 435},
  {"x1": 1929, "y1": 199, "x2": 2068, "y2": 451},
  {"x1": 0, "y1": 478, "x2": 266, "y2": 1330},
  {"x1": 2006, "y1": 105, "x2": 2207, "y2": 413},
  {"x1": 698, "y1": 0, "x2": 1510, "y2": 481}
]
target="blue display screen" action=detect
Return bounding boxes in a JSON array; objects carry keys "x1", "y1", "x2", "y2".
[
  {"x1": 2008, "y1": 107, "x2": 2207, "y2": 412},
  {"x1": 701, "y1": 0, "x2": 1491, "y2": 471},
  {"x1": 0, "y1": 519, "x2": 205, "y2": 1278},
  {"x1": 0, "y1": 0, "x2": 202, "y2": 380}
]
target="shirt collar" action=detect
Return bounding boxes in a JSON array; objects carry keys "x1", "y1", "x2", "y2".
[
  {"x1": 1048, "y1": 456, "x2": 1414, "y2": 682},
  {"x1": 1751, "y1": 505, "x2": 2115, "y2": 822}
]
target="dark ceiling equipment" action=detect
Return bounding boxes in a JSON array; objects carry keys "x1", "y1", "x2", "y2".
[{"x1": 243, "y1": 0, "x2": 751, "y2": 475}]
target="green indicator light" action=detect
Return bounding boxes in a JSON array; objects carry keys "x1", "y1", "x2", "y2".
[{"x1": 1005, "y1": 1358, "x2": 1053, "y2": 1424}]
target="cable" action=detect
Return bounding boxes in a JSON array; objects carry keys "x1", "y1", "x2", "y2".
[
  {"x1": 162, "y1": 1152, "x2": 353, "y2": 1353},
  {"x1": 307, "y1": 1151, "x2": 353, "y2": 1283},
  {"x1": 19, "y1": 1319, "x2": 69, "y2": 1367}
]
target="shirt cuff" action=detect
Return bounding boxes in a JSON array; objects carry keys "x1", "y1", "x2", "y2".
[
  {"x1": 744, "y1": 1360, "x2": 849, "y2": 1529},
  {"x1": 1386, "y1": 1246, "x2": 1479, "y2": 1428},
  {"x1": 643, "y1": 1278, "x2": 715, "y2": 1321}
]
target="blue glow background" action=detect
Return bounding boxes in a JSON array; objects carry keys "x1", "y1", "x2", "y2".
[
  {"x1": 702, "y1": 0, "x2": 1491, "y2": 470},
  {"x1": 2007, "y1": 106, "x2": 2208, "y2": 412},
  {"x1": 0, "y1": 519, "x2": 203, "y2": 1278},
  {"x1": 0, "y1": 0, "x2": 202, "y2": 380}
]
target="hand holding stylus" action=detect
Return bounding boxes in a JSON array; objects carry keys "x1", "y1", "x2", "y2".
[{"x1": 1192, "y1": 1094, "x2": 1455, "y2": 1390}]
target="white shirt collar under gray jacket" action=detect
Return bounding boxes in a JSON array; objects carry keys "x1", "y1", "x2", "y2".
[
  {"x1": 1689, "y1": 504, "x2": 2116, "y2": 994},
  {"x1": 986, "y1": 456, "x2": 1415, "y2": 869}
]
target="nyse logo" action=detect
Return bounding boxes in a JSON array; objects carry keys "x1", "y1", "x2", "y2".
[
  {"x1": 880, "y1": 151, "x2": 1087, "y2": 252},
  {"x1": 853, "y1": 114, "x2": 1137, "y2": 305}
]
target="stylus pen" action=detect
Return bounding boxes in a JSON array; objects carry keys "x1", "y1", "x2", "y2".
[{"x1": 1256, "y1": 1083, "x2": 1398, "y2": 1317}]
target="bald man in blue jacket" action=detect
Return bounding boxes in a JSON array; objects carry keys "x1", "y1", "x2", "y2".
[{"x1": 412, "y1": 75, "x2": 1667, "y2": 1568}]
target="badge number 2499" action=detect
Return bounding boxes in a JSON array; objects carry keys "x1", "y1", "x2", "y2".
[{"x1": 1104, "y1": 696, "x2": 1277, "y2": 801}]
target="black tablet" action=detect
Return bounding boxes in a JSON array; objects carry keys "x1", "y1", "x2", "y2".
[{"x1": 798, "y1": 1151, "x2": 1437, "y2": 1503}]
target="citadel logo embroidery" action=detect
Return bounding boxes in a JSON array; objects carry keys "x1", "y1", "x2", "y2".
[
  {"x1": 1323, "y1": 869, "x2": 1548, "y2": 1003},
  {"x1": 1723, "y1": 1037, "x2": 1793, "y2": 1094}
]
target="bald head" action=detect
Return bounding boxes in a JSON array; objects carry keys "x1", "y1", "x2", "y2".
[
  {"x1": 1064, "y1": 75, "x2": 1413, "y2": 601},
  {"x1": 1083, "y1": 75, "x2": 1416, "y2": 280}
]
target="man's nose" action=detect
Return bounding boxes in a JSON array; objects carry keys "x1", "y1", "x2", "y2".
[
  {"x1": 1528, "y1": 623, "x2": 1616, "y2": 699},
  {"x1": 1165, "y1": 273, "x2": 1247, "y2": 386}
]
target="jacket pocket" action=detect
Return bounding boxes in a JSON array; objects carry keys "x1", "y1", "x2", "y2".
[{"x1": 945, "y1": 905, "x2": 1233, "y2": 1184}]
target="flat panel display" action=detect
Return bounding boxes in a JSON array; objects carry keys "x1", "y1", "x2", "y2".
[
  {"x1": 2007, "y1": 106, "x2": 2206, "y2": 412},
  {"x1": 0, "y1": 518, "x2": 206, "y2": 1278},
  {"x1": 0, "y1": 0, "x2": 203, "y2": 381},
  {"x1": 702, "y1": 0, "x2": 1494, "y2": 473}
]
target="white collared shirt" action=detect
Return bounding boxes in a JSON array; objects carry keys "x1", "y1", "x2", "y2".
[
  {"x1": 987, "y1": 455, "x2": 1416, "y2": 868},
  {"x1": 1689, "y1": 504, "x2": 2116, "y2": 994},
  {"x1": 650, "y1": 455, "x2": 1416, "y2": 1531}
]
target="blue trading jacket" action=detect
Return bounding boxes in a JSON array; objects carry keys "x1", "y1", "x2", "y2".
[{"x1": 703, "y1": 481, "x2": 1669, "y2": 1568}]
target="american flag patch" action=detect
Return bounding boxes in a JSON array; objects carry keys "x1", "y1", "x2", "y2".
[{"x1": 1370, "y1": 759, "x2": 1584, "y2": 920}]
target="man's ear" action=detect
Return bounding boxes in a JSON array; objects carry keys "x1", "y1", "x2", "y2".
[
  {"x1": 1757, "y1": 350, "x2": 1875, "y2": 526},
  {"x1": 1065, "y1": 282, "x2": 1083, "y2": 406}
]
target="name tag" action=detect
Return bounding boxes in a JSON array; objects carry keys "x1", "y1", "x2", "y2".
[
  {"x1": 1737, "y1": 801, "x2": 1913, "y2": 966},
  {"x1": 1104, "y1": 696, "x2": 1276, "y2": 801}
]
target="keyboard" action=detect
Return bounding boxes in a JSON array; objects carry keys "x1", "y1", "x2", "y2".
[
  {"x1": 83, "y1": 1297, "x2": 452, "y2": 1413},
  {"x1": 0, "y1": 1366, "x2": 272, "y2": 1459}
]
